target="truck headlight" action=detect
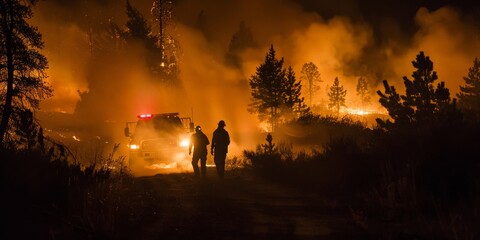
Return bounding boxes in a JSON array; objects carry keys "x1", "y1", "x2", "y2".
[{"x1": 129, "y1": 144, "x2": 140, "y2": 150}]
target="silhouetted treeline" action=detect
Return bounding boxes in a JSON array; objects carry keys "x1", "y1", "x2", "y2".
[{"x1": 243, "y1": 51, "x2": 480, "y2": 238}]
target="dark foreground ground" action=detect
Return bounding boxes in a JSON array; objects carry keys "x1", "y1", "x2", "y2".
[
  {"x1": 129, "y1": 167, "x2": 377, "y2": 240},
  {"x1": 3, "y1": 164, "x2": 465, "y2": 240}
]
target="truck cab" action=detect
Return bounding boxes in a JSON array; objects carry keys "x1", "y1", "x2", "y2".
[{"x1": 124, "y1": 113, "x2": 194, "y2": 170}]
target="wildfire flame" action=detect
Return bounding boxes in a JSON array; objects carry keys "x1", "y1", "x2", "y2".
[
  {"x1": 259, "y1": 122, "x2": 271, "y2": 133},
  {"x1": 341, "y1": 108, "x2": 373, "y2": 116}
]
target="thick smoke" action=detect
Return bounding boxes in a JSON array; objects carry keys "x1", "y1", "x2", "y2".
[
  {"x1": 31, "y1": 0, "x2": 480, "y2": 154},
  {"x1": 390, "y1": 7, "x2": 480, "y2": 94}
]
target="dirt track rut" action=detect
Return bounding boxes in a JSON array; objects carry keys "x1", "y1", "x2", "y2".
[{"x1": 131, "y1": 168, "x2": 364, "y2": 240}]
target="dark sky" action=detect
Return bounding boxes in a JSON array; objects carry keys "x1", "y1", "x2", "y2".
[
  {"x1": 37, "y1": 0, "x2": 480, "y2": 40},
  {"x1": 297, "y1": 0, "x2": 479, "y2": 20},
  {"x1": 296, "y1": 0, "x2": 480, "y2": 38}
]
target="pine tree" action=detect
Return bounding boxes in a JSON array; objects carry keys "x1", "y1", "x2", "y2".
[
  {"x1": 151, "y1": 0, "x2": 179, "y2": 84},
  {"x1": 124, "y1": 1, "x2": 179, "y2": 83},
  {"x1": 151, "y1": 0, "x2": 173, "y2": 55},
  {"x1": 328, "y1": 77, "x2": 347, "y2": 114},
  {"x1": 457, "y1": 57, "x2": 480, "y2": 121},
  {"x1": 248, "y1": 45, "x2": 285, "y2": 132},
  {"x1": 225, "y1": 21, "x2": 256, "y2": 68},
  {"x1": 377, "y1": 51, "x2": 458, "y2": 128},
  {"x1": 283, "y1": 66, "x2": 310, "y2": 119},
  {"x1": 261, "y1": 133, "x2": 277, "y2": 154},
  {"x1": 123, "y1": 1, "x2": 157, "y2": 60},
  {"x1": 0, "y1": 0, "x2": 52, "y2": 145},
  {"x1": 356, "y1": 76, "x2": 370, "y2": 107},
  {"x1": 377, "y1": 80, "x2": 413, "y2": 127},
  {"x1": 403, "y1": 51, "x2": 438, "y2": 123},
  {"x1": 195, "y1": 10, "x2": 207, "y2": 37},
  {"x1": 124, "y1": 0, "x2": 155, "y2": 48},
  {"x1": 300, "y1": 62, "x2": 321, "y2": 107}
]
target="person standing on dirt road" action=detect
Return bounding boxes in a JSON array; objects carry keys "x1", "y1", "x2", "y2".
[
  {"x1": 211, "y1": 120, "x2": 230, "y2": 179},
  {"x1": 189, "y1": 125, "x2": 210, "y2": 178}
]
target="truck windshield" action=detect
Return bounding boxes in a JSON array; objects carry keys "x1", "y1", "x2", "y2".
[{"x1": 134, "y1": 116, "x2": 184, "y2": 138}]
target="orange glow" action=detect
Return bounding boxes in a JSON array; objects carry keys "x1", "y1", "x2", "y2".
[
  {"x1": 341, "y1": 108, "x2": 374, "y2": 116},
  {"x1": 129, "y1": 144, "x2": 140, "y2": 150},
  {"x1": 258, "y1": 122, "x2": 271, "y2": 133},
  {"x1": 138, "y1": 114, "x2": 153, "y2": 119},
  {"x1": 28, "y1": 0, "x2": 480, "y2": 175}
]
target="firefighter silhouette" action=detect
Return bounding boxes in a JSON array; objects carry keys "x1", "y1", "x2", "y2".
[
  {"x1": 211, "y1": 120, "x2": 230, "y2": 178},
  {"x1": 189, "y1": 125, "x2": 210, "y2": 177}
]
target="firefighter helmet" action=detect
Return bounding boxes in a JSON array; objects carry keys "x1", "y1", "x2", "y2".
[{"x1": 218, "y1": 120, "x2": 226, "y2": 127}]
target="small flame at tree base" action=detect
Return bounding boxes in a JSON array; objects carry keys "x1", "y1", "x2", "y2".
[{"x1": 341, "y1": 108, "x2": 374, "y2": 116}]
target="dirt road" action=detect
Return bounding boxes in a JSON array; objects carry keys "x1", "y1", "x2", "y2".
[{"x1": 129, "y1": 167, "x2": 366, "y2": 240}]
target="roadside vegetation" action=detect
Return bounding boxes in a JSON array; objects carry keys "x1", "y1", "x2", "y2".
[
  {"x1": 244, "y1": 118, "x2": 479, "y2": 239},
  {"x1": 1, "y1": 127, "x2": 158, "y2": 239},
  {"x1": 243, "y1": 51, "x2": 480, "y2": 239}
]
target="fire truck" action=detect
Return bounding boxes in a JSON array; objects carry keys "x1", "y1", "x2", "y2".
[{"x1": 124, "y1": 113, "x2": 194, "y2": 170}]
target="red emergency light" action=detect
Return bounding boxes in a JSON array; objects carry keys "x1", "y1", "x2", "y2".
[{"x1": 137, "y1": 114, "x2": 153, "y2": 119}]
